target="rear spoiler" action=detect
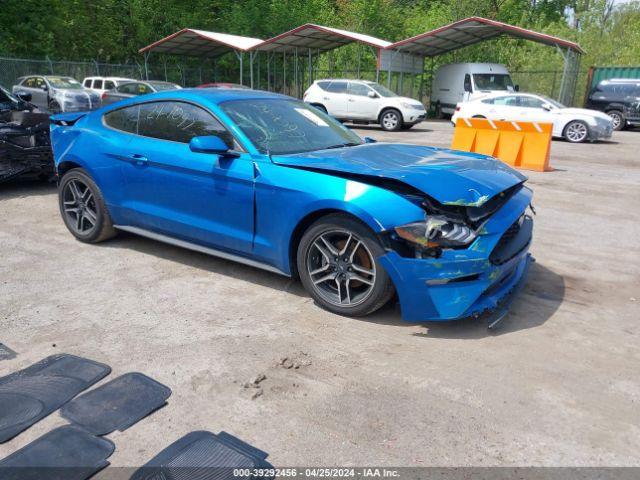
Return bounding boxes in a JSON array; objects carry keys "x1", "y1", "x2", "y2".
[{"x1": 50, "y1": 112, "x2": 87, "y2": 126}]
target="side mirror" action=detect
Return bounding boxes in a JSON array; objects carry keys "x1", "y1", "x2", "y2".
[
  {"x1": 514, "y1": 84, "x2": 520, "y2": 92},
  {"x1": 541, "y1": 103, "x2": 552, "y2": 111},
  {"x1": 189, "y1": 135, "x2": 238, "y2": 156},
  {"x1": 367, "y1": 91, "x2": 377, "y2": 98},
  {"x1": 41, "y1": 84, "x2": 48, "y2": 91},
  {"x1": 16, "y1": 91, "x2": 32, "y2": 102}
]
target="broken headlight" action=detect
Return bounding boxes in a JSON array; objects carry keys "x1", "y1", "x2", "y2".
[{"x1": 394, "y1": 216, "x2": 477, "y2": 250}]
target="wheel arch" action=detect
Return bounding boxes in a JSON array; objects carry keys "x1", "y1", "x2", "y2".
[
  {"x1": 378, "y1": 106, "x2": 402, "y2": 123},
  {"x1": 287, "y1": 208, "x2": 382, "y2": 278}
]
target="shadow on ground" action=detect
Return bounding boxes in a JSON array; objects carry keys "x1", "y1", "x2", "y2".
[{"x1": 0, "y1": 177, "x2": 56, "y2": 200}]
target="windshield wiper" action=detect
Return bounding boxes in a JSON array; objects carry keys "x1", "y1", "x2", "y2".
[{"x1": 324, "y1": 142, "x2": 361, "y2": 150}]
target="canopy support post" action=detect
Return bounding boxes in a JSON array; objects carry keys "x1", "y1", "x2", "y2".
[
  {"x1": 308, "y1": 48, "x2": 312, "y2": 87},
  {"x1": 249, "y1": 51, "x2": 254, "y2": 89},
  {"x1": 267, "y1": 52, "x2": 271, "y2": 91},
  {"x1": 143, "y1": 52, "x2": 150, "y2": 80},
  {"x1": 294, "y1": 48, "x2": 299, "y2": 98},
  {"x1": 283, "y1": 51, "x2": 286, "y2": 95},
  {"x1": 557, "y1": 46, "x2": 580, "y2": 106}
]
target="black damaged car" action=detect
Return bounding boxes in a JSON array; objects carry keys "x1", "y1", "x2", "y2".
[{"x1": 0, "y1": 84, "x2": 53, "y2": 183}]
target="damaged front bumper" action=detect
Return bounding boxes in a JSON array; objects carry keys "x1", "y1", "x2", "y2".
[{"x1": 379, "y1": 186, "x2": 533, "y2": 323}]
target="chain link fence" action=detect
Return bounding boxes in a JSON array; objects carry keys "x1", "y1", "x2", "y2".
[{"x1": 1, "y1": 54, "x2": 587, "y2": 107}]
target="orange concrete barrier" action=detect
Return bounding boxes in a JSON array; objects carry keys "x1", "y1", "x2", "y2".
[{"x1": 451, "y1": 118, "x2": 553, "y2": 172}]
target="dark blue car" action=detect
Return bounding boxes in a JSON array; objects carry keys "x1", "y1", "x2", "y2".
[{"x1": 50, "y1": 89, "x2": 533, "y2": 324}]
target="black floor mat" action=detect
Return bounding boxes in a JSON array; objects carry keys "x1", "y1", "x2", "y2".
[
  {"x1": 61, "y1": 372, "x2": 171, "y2": 435},
  {"x1": 0, "y1": 425, "x2": 115, "y2": 480},
  {"x1": 130, "y1": 431, "x2": 273, "y2": 480},
  {"x1": 0, "y1": 354, "x2": 111, "y2": 443}
]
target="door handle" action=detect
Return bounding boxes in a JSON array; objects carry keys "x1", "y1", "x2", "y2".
[
  {"x1": 129, "y1": 154, "x2": 148, "y2": 166},
  {"x1": 348, "y1": 98, "x2": 355, "y2": 102},
  {"x1": 323, "y1": 97, "x2": 329, "y2": 100}
]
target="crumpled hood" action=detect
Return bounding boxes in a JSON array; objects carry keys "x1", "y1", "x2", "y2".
[{"x1": 272, "y1": 143, "x2": 527, "y2": 207}]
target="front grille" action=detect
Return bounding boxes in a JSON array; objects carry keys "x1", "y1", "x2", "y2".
[{"x1": 489, "y1": 215, "x2": 532, "y2": 265}]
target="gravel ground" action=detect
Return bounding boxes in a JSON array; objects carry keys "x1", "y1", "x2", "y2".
[{"x1": 0, "y1": 120, "x2": 639, "y2": 472}]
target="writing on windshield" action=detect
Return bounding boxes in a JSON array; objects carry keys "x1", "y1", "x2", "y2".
[{"x1": 221, "y1": 99, "x2": 362, "y2": 155}]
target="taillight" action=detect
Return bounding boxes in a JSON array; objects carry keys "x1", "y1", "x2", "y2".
[
  {"x1": 455, "y1": 105, "x2": 461, "y2": 112},
  {"x1": 101, "y1": 92, "x2": 107, "y2": 100}
]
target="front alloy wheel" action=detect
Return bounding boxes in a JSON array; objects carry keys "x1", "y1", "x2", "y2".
[
  {"x1": 380, "y1": 109, "x2": 402, "y2": 131},
  {"x1": 565, "y1": 120, "x2": 589, "y2": 143},
  {"x1": 297, "y1": 214, "x2": 394, "y2": 317}
]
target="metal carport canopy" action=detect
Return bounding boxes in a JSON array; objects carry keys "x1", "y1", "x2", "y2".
[
  {"x1": 138, "y1": 28, "x2": 264, "y2": 57},
  {"x1": 253, "y1": 24, "x2": 391, "y2": 53},
  {"x1": 387, "y1": 17, "x2": 583, "y2": 56}
]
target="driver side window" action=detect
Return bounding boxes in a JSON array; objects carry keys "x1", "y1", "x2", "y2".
[
  {"x1": 348, "y1": 82, "x2": 372, "y2": 96},
  {"x1": 137, "y1": 101, "x2": 232, "y2": 146},
  {"x1": 518, "y1": 96, "x2": 545, "y2": 109}
]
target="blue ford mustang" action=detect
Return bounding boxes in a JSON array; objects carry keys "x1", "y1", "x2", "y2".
[{"x1": 50, "y1": 89, "x2": 533, "y2": 324}]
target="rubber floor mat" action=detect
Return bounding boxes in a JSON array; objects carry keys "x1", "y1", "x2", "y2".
[
  {"x1": 0, "y1": 354, "x2": 111, "y2": 443},
  {"x1": 61, "y1": 372, "x2": 171, "y2": 435},
  {"x1": 129, "y1": 431, "x2": 273, "y2": 480},
  {"x1": 0, "y1": 425, "x2": 115, "y2": 480}
]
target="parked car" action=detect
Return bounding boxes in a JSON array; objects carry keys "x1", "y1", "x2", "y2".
[
  {"x1": 431, "y1": 63, "x2": 517, "y2": 117},
  {"x1": 1, "y1": 84, "x2": 52, "y2": 183},
  {"x1": 197, "y1": 82, "x2": 250, "y2": 89},
  {"x1": 452, "y1": 92, "x2": 613, "y2": 143},
  {"x1": 100, "y1": 80, "x2": 181, "y2": 105},
  {"x1": 50, "y1": 89, "x2": 533, "y2": 324},
  {"x1": 303, "y1": 79, "x2": 426, "y2": 131},
  {"x1": 585, "y1": 79, "x2": 640, "y2": 131},
  {"x1": 82, "y1": 76, "x2": 136, "y2": 96},
  {"x1": 12, "y1": 75, "x2": 100, "y2": 113}
]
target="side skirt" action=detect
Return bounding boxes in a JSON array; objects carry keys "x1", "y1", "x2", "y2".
[{"x1": 114, "y1": 225, "x2": 289, "y2": 277}]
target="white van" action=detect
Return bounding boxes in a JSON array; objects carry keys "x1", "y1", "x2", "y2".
[
  {"x1": 431, "y1": 63, "x2": 517, "y2": 116},
  {"x1": 82, "y1": 76, "x2": 136, "y2": 95}
]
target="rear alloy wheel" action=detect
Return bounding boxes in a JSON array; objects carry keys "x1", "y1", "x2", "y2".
[
  {"x1": 564, "y1": 120, "x2": 589, "y2": 143},
  {"x1": 59, "y1": 168, "x2": 116, "y2": 243},
  {"x1": 297, "y1": 214, "x2": 394, "y2": 317},
  {"x1": 380, "y1": 109, "x2": 402, "y2": 131},
  {"x1": 607, "y1": 110, "x2": 625, "y2": 131}
]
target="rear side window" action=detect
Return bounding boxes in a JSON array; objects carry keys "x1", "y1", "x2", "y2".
[
  {"x1": 518, "y1": 96, "x2": 545, "y2": 108},
  {"x1": 492, "y1": 96, "x2": 518, "y2": 106},
  {"x1": 23, "y1": 77, "x2": 37, "y2": 87},
  {"x1": 138, "y1": 101, "x2": 231, "y2": 145},
  {"x1": 94, "y1": 79, "x2": 103, "y2": 89},
  {"x1": 104, "y1": 105, "x2": 140, "y2": 134},
  {"x1": 84, "y1": 79, "x2": 92, "y2": 88},
  {"x1": 104, "y1": 80, "x2": 115, "y2": 90},
  {"x1": 316, "y1": 81, "x2": 331, "y2": 91},
  {"x1": 325, "y1": 81, "x2": 347, "y2": 93}
]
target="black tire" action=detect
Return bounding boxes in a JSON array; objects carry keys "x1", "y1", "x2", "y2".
[
  {"x1": 48, "y1": 100, "x2": 61, "y2": 114},
  {"x1": 434, "y1": 102, "x2": 444, "y2": 119},
  {"x1": 58, "y1": 168, "x2": 116, "y2": 243},
  {"x1": 379, "y1": 108, "x2": 403, "y2": 131},
  {"x1": 311, "y1": 104, "x2": 327, "y2": 114},
  {"x1": 472, "y1": 115, "x2": 487, "y2": 119},
  {"x1": 297, "y1": 213, "x2": 395, "y2": 317},
  {"x1": 401, "y1": 123, "x2": 415, "y2": 130},
  {"x1": 607, "y1": 110, "x2": 625, "y2": 131},
  {"x1": 564, "y1": 120, "x2": 589, "y2": 143}
]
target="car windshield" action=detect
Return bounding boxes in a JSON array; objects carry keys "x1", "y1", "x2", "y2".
[
  {"x1": 47, "y1": 76, "x2": 83, "y2": 89},
  {"x1": 473, "y1": 74, "x2": 514, "y2": 91},
  {"x1": 368, "y1": 83, "x2": 398, "y2": 98},
  {"x1": 150, "y1": 82, "x2": 180, "y2": 91},
  {"x1": 541, "y1": 96, "x2": 565, "y2": 109},
  {"x1": 221, "y1": 98, "x2": 363, "y2": 155}
]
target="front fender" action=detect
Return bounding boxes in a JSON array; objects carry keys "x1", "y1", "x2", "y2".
[{"x1": 252, "y1": 162, "x2": 425, "y2": 274}]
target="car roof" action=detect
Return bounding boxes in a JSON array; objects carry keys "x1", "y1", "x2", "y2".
[
  {"x1": 315, "y1": 79, "x2": 375, "y2": 83},
  {"x1": 102, "y1": 88, "x2": 289, "y2": 108}
]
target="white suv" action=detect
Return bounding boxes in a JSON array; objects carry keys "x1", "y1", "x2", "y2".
[
  {"x1": 303, "y1": 79, "x2": 426, "y2": 131},
  {"x1": 82, "y1": 76, "x2": 136, "y2": 95}
]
